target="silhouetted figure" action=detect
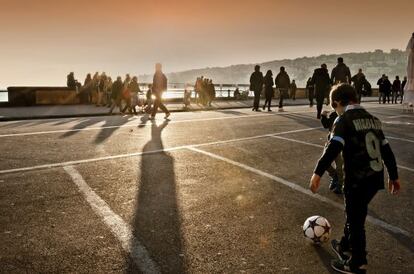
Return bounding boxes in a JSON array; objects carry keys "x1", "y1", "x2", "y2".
[
  {"x1": 275, "y1": 66, "x2": 290, "y2": 112},
  {"x1": 92, "y1": 72, "x2": 100, "y2": 104},
  {"x1": 144, "y1": 85, "x2": 153, "y2": 113},
  {"x1": 351, "y1": 68, "x2": 366, "y2": 103},
  {"x1": 401, "y1": 76, "x2": 407, "y2": 104},
  {"x1": 207, "y1": 79, "x2": 216, "y2": 106},
  {"x1": 233, "y1": 87, "x2": 241, "y2": 99},
  {"x1": 183, "y1": 86, "x2": 191, "y2": 108},
  {"x1": 122, "y1": 76, "x2": 140, "y2": 114},
  {"x1": 105, "y1": 77, "x2": 113, "y2": 107},
  {"x1": 83, "y1": 73, "x2": 93, "y2": 104},
  {"x1": 96, "y1": 72, "x2": 106, "y2": 106},
  {"x1": 306, "y1": 77, "x2": 314, "y2": 107},
  {"x1": 109, "y1": 76, "x2": 123, "y2": 114},
  {"x1": 250, "y1": 65, "x2": 264, "y2": 111},
  {"x1": 67, "y1": 72, "x2": 77, "y2": 89},
  {"x1": 312, "y1": 64, "x2": 331, "y2": 119},
  {"x1": 290, "y1": 79, "x2": 297, "y2": 100},
  {"x1": 151, "y1": 63, "x2": 170, "y2": 119},
  {"x1": 392, "y1": 76, "x2": 401, "y2": 104},
  {"x1": 311, "y1": 64, "x2": 331, "y2": 119},
  {"x1": 331, "y1": 57, "x2": 351, "y2": 84},
  {"x1": 377, "y1": 75, "x2": 391, "y2": 104},
  {"x1": 262, "y1": 70, "x2": 274, "y2": 111}
]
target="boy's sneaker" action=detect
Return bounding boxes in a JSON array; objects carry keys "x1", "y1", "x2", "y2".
[
  {"x1": 331, "y1": 240, "x2": 350, "y2": 261},
  {"x1": 331, "y1": 259, "x2": 367, "y2": 274}
]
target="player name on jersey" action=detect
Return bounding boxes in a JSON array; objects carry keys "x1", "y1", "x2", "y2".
[{"x1": 352, "y1": 118, "x2": 382, "y2": 132}]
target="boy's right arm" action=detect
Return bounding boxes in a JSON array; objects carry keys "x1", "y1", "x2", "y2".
[{"x1": 380, "y1": 139, "x2": 401, "y2": 194}]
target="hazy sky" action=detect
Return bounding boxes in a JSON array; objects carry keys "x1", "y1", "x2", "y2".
[{"x1": 0, "y1": 0, "x2": 413, "y2": 88}]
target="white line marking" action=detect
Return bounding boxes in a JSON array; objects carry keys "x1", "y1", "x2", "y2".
[
  {"x1": 269, "y1": 135, "x2": 414, "y2": 173},
  {"x1": 0, "y1": 110, "x2": 314, "y2": 138},
  {"x1": 387, "y1": 136, "x2": 414, "y2": 144},
  {"x1": 0, "y1": 127, "x2": 322, "y2": 175},
  {"x1": 187, "y1": 147, "x2": 411, "y2": 238},
  {"x1": 63, "y1": 165, "x2": 160, "y2": 274},
  {"x1": 386, "y1": 115, "x2": 413, "y2": 119}
]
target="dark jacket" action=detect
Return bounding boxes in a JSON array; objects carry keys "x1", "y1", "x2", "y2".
[
  {"x1": 311, "y1": 68, "x2": 331, "y2": 96},
  {"x1": 331, "y1": 63, "x2": 351, "y2": 84},
  {"x1": 275, "y1": 71, "x2": 290, "y2": 89},
  {"x1": 306, "y1": 79, "x2": 314, "y2": 91},
  {"x1": 111, "y1": 79, "x2": 123, "y2": 100},
  {"x1": 392, "y1": 80, "x2": 401, "y2": 93},
  {"x1": 67, "y1": 74, "x2": 76, "y2": 89},
  {"x1": 250, "y1": 71, "x2": 264, "y2": 92},
  {"x1": 152, "y1": 72, "x2": 167, "y2": 95},
  {"x1": 377, "y1": 78, "x2": 391, "y2": 94},
  {"x1": 263, "y1": 74, "x2": 274, "y2": 96},
  {"x1": 351, "y1": 72, "x2": 366, "y2": 92}
]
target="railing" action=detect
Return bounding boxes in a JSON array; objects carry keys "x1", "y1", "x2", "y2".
[{"x1": 137, "y1": 83, "x2": 251, "y2": 99}]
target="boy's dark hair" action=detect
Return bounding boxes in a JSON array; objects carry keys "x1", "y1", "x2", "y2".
[{"x1": 330, "y1": 84, "x2": 358, "y2": 108}]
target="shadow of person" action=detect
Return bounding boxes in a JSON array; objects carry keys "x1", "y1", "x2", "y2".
[
  {"x1": 138, "y1": 114, "x2": 150, "y2": 128},
  {"x1": 94, "y1": 116, "x2": 131, "y2": 144},
  {"x1": 127, "y1": 119, "x2": 186, "y2": 273}
]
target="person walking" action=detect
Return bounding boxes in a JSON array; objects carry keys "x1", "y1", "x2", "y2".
[
  {"x1": 83, "y1": 73, "x2": 93, "y2": 104},
  {"x1": 151, "y1": 63, "x2": 170, "y2": 119},
  {"x1": 311, "y1": 64, "x2": 331, "y2": 119},
  {"x1": 109, "y1": 76, "x2": 123, "y2": 114},
  {"x1": 275, "y1": 66, "x2": 290, "y2": 112},
  {"x1": 331, "y1": 57, "x2": 351, "y2": 84},
  {"x1": 351, "y1": 68, "x2": 366, "y2": 103},
  {"x1": 250, "y1": 65, "x2": 264, "y2": 111},
  {"x1": 306, "y1": 77, "x2": 315, "y2": 107},
  {"x1": 262, "y1": 70, "x2": 274, "y2": 111}
]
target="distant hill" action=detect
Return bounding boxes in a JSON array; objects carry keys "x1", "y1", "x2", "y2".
[{"x1": 139, "y1": 49, "x2": 408, "y2": 87}]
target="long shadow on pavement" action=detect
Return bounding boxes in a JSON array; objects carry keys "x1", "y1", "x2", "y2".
[{"x1": 127, "y1": 119, "x2": 186, "y2": 273}]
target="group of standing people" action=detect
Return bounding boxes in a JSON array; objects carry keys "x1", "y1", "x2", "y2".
[
  {"x1": 194, "y1": 76, "x2": 216, "y2": 106},
  {"x1": 377, "y1": 74, "x2": 407, "y2": 104},
  {"x1": 250, "y1": 65, "x2": 297, "y2": 112}
]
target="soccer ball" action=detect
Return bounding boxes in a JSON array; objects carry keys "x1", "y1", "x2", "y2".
[{"x1": 303, "y1": 215, "x2": 331, "y2": 244}]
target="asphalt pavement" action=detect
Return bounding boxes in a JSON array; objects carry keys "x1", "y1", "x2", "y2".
[{"x1": 0, "y1": 103, "x2": 413, "y2": 273}]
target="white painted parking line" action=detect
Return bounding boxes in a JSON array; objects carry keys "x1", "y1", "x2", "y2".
[
  {"x1": 387, "y1": 136, "x2": 414, "y2": 144},
  {"x1": 0, "y1": 110, "x2": 314, "y2": 138},
  {"x1": 0, "y1": 127, "x2": 322, "y2": 175},
  {"x1": 269, "y1": 135, "x2": 414, "y2": 173},
  {"x1": 187, "y1": 147, "x2": 411, "y2": 238},
  {"x1": 63, "y1": 165, "x2": 160, "y2": 274},
  {"x1": 386, "y1": 115, "x2": 414, "y2": 119}
]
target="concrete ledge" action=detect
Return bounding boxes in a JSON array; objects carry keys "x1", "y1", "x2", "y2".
[{"x1": 36, "y1": 89, "x2": 79, "y2": 105}]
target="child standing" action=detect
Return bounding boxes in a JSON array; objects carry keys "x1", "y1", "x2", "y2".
[{"x1": 310, "y1": 84, "x2": 400, "y2": 274}]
